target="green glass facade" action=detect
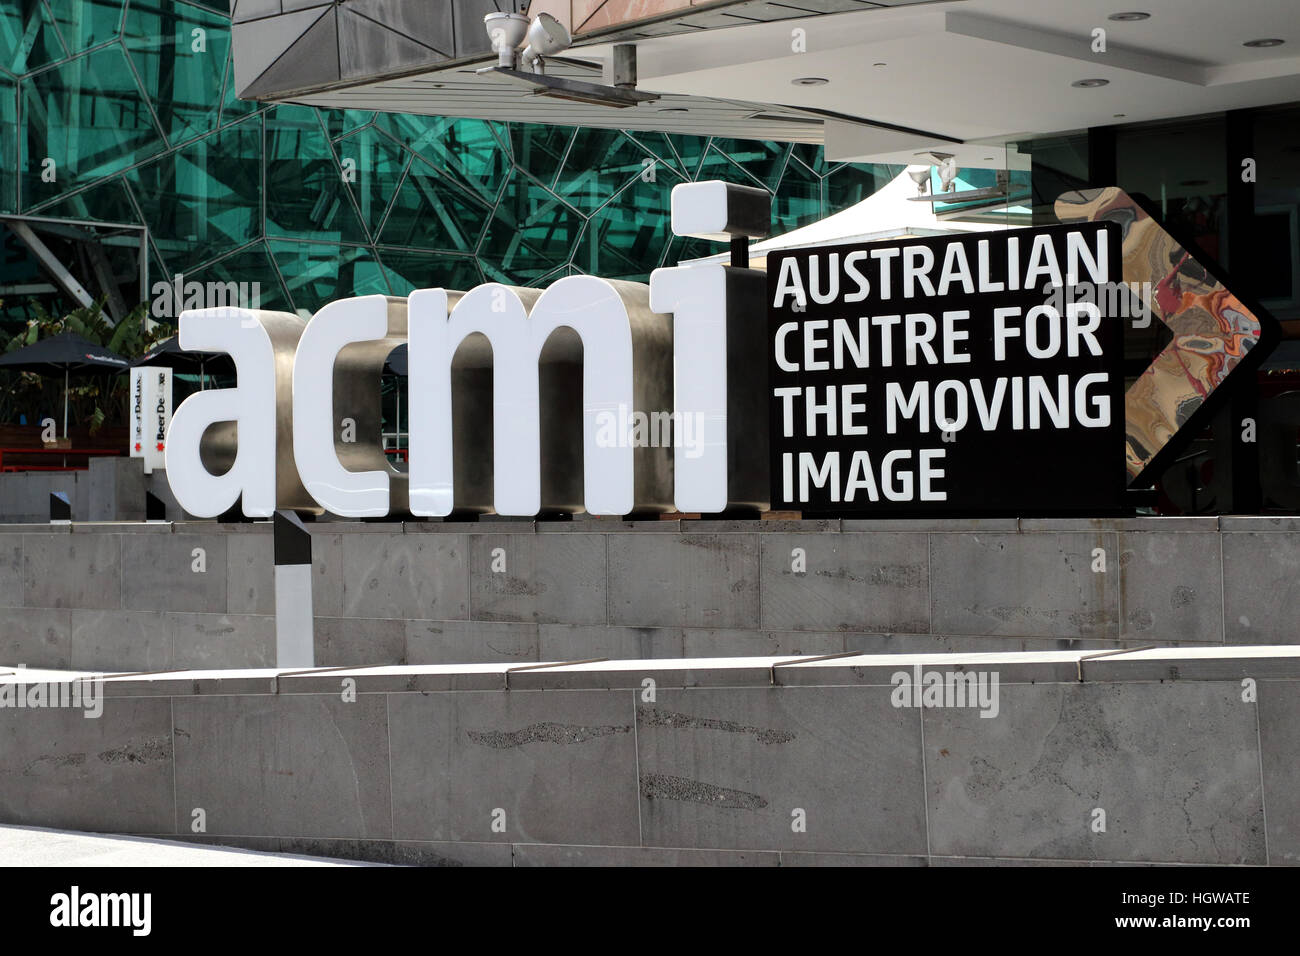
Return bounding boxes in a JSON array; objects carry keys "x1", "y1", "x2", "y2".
[{"x1": 0, "y1": 0, "x2": 894, "y2": 326}]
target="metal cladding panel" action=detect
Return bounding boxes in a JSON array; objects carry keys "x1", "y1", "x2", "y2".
[{"x1": 235, "y1": 0, "x2": 528, "y2": 100}]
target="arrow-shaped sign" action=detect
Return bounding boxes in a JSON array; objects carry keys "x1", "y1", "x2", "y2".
[{"x1": 1055, "y1": 186, "x2": 1279, "y2": 486}]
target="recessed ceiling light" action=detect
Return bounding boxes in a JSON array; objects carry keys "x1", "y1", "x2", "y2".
[
  {"x1": 872, "y1": 62, "x2": 887, "y2": 68},
  {"x1": 1108, "y1": 12, "x2": 1150, "y2": 21},
  {"x1": 1113, "y1": 113, "x2": 1126, "y2": 118},
  {"x1": 1244, "y1": 38, "x2": 1285, "y2": 48},
  {"x1": 792, "y1": 76, "x2": 829, "y2": 86},
  {"x1": 658, "y1": 107, "x2": 688, "y2": 112},
  {"x1": 1072, "y1": 78, "x2": 1110, "y2": 88}
]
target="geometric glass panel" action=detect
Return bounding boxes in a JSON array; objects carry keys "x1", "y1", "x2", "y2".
[
  {"x1": 790, "y1": 142, "x2": 830, "y2": 177},
  {"x1": 0, "y1": 72, "x2": 16, "y2": 212},
  {"x1": 555, "y1": 128, "x2": 656, "y2": 215},
  {"x1": 378, "y1": 249, "x2": 483, "y2": 296},
  {"x1": 125, "y1": 116, "x2": 261, "y2": 272},
  {"x1": 0, "y1": 7, "x2": 894, "y2": 332},
  {"x1": 381, "y1": 114, "x2": 509, "y2": 207},
  {"x1": 825, "y1": 162, "x2": 893, "y2": 215},
  {"x1": 624, "y1": 129, "x2": 690, "y2": 182},
  {"x1": 379, "y1": 157, "x2": 491, "y2": 254},
  {"x1": 190, "y1": 239, "x2": 293, "y2": 315},
  {"x1": 480, "y1": 168, "x2": 584, "y2": 285},
  {"x1": 124, "y1": 0, "x2": 233, "y2": 145},
  {"x1": 665, "y1": 133, "x2": 707, "y2": 180},
  {"x1": 22, "y1": 45, "x2": 165, "y2": 208},
  {"x1": 32, "y1": 175, "x2": 140, "y2": 226},
  {"x1": 264, "y1": 104, "x2": 369, "y2": 245},
  {"x1": 697, "y1": 144, "x2": 764, "y2": 191},
  {"x1": 334, "y1": 125, "x2": 409, "y2": 238},
  {"x1": 772, "y1": 157, "x2": 823, "y2": 233},
  {"x1": 510, "y1": 122, "x2": 573, "y2": 189},
  {"x1": 711, "y1": 137, "x2": 791, "y2": 192},
  {"x1": 0, "y1": 0, "x2": 67, "y2": 77},
  {"x1": 325, "y1": 109, "x2": 377, "y2": 142},
  {"x1": 574, "y1": 172, "x2": 681, "y2": 280},
  {"x1": 269, "y1": 238, "x2": 388, "y2": 313},
  {"x1": 48, "y1": 0, "x2": 126, "y2": 57}
]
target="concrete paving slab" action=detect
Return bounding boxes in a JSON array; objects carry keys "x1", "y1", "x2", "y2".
[{"x1": 924, "y1": 680, "x2": 1265, "y2": 865}]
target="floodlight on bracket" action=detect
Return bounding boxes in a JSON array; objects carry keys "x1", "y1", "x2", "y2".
[
  {"x1": 907, "y1": 169, "x2": 1016, "y2": 204},
  {"x1": 485, "y1": 66, "x2": 659, "y2": 108},
  {"x1": 481, "y1": 12, "x2": 656, "y2": 108},
  {"x1": 520, "y1": 13, "x2": 571, "y2": 75},
  {"x1": 483, "y1": 12, "x2": 529, "y2": 69}
]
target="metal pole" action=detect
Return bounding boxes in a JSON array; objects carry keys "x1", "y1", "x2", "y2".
[
  {"x1": 7, "y1": 220, "x2": 95, "y2": 310},
  {"x1": 730, "y1": 236, "x2": 749, "y2": 269},
  {"x1": 63, "y1": 367, "x2": 68, "y2": 438}
]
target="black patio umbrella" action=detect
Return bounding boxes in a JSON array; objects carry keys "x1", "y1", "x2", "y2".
[
  {"x1": 0, "y1": 331, "x2": 130, "y2": 438},
  {"x1": 384, "y1": 343, "x2": 408, "y2": 377},
  {"x1": 132, "y1": 336, "x2": 233, "y2": 390}
]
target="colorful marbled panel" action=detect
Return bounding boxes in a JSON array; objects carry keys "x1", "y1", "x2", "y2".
[{"x1": 1055, "y1": 187, "x2": 1262, "y2": 481}]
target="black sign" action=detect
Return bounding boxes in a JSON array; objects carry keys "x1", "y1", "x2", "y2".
[{"x1": 767, "y1": 222, "x2": 1125, "y2": 515}]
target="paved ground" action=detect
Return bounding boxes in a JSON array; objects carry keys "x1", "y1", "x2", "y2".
[{"x1": 0, "y1": 825, "x2": 375, "y2": 866}]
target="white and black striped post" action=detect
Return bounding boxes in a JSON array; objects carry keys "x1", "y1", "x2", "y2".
[{"x1": 273, "y1": 510, "x2": 314, "y2": 668}]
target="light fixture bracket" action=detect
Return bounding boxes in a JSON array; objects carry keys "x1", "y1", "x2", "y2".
[{"x1": 487, "y1": 67, "x2": 659, "y2": 108}]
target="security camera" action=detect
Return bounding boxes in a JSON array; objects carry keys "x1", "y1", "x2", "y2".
[
  {"x1": 520, "y1": 13, "x2": 571, "y2": 75},
  {"x1": 484, "y1": 12, "x2": 529, "y2": 69}
]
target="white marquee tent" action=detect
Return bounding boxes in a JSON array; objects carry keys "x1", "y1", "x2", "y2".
[{"x1": 683, "y1": 167, "x2": 1026, "y2": 271}]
